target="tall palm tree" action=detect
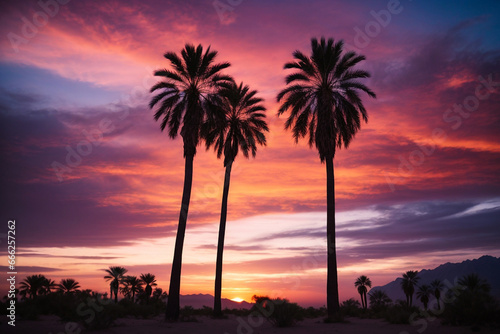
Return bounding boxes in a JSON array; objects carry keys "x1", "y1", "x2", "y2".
[
  {"x1": 59, "y1": 278, "x2": 81, "y2": 293},
  {"x1": 19, "y1": 274, "x2": 46, "y2": 299},
  {"x1": 149, "y1": 43, "x2": 232, "y2": 321},
  {"x1": 354, "y1": 275, "x2": 372, "y2": 310},
  {"x1": 277, "y1": 37, "x2": 376, "y2": 317},
  {"x1": 401, "y1": 270, "x2": 420, "y2": 307},
  {"x1": 202, "y1": 81, "x2": 268, "y2": 317},
  {"x1": 416, "y1": 284, "x2": 432, "y2": 310},
  {"x1": 140, "y1": 273, "x2": 158, "y2": 302},
  {"x1": 104, "y1": 266, "x2": 128, "y2": 303},
  {"x1": 123, "y1": 276, "x2": 143, "y2": 302},
  {"x1": 430, "y1": 279, "x2": 444, "y2": 310}
]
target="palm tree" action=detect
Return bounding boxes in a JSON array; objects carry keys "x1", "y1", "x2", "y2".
[
  {"x1": 277, "y1": 37, "x2": 376, "y2": 317},
  {"x1": 430, "y1": 279, "x2": 444, "y2": 310},
  {"x1": 149, "y1": 43, "x2": 232, "y2": 321},
  {"x1": 368, "y1": 290, "x2": 392, "y2": 310},
  {"x1": 41, "y1": 277, "x2": 58, "y2": 295},
  {"x1": 140, "y1": 273, "x2": 158, "y2": 302},
  {"x1": 202, "y1": 81, "x2": 268, "y2": 317},
  {"x1": 59, "y1": 278, "x2": 81, "y2": 293},
  {"x1": 401, "y1": 270, "x2": 420, "y2": 307},
  {"x1": 354, "y1": 275, "x2": 372, "y2": 310},
  {"x1": 458, "y1": 273, "x2": 490, "y2": 293},
  {"x1": 416, "y1": 284, "x2": 432, "y2": 310},
  {"x1": 104, "y1": 266, "x2": 128, "y2": 303},
  {"x1": 20, "y1": 274, "x2": 46, "y2": 299},
  {"x1": 123, "y1": 276, "x2": 143, "y2": 302}
]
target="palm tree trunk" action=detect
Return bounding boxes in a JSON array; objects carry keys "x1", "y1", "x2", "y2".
[
  {"x1": 326, "y1": 156, "x2": 340, "y2": 318},
  {"x1": 214, "y1": 161, "x2": 233, "y2": 317},
  {"x1": 166, "y1": 153, "x2": 194, "y2": 321}
]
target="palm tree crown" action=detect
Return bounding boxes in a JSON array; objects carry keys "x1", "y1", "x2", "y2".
[
  {"x1": 59, "y1": 278, "x2": 81, "y2": 293},
  {"x1": 150, "y1": 43, "x2": 233, "y2": 156},
  {"x1": 140, "y1": 273, "x2": 158, "y2": 299},
  {"x1": 203, "y1": 81, "x2": 268, "y2": 166},
  {"x1": 20, "y1": 274, "x2": 46, "y2": 299},
  {"x1": 277, "y1": 37, "x2": 376, "y2": 161}
]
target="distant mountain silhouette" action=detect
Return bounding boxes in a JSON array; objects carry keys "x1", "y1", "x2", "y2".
[
  {"x1": 370, "y1": 255, "x2": 500, "y2": 305},
  {"x1": 180, "y1": 293, "x2": 253, "y2": 309}
]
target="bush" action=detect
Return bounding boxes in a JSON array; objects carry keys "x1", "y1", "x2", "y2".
[
  {"x1": 252, "y1": 295, "x2": 303, "y2": 327},
  {"x1": 340, "y1": 298, "x2": 362, "y2": 317}
]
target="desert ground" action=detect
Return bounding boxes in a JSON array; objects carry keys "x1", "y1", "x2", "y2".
[{"x1": 2, "y1": 315, "x2": 497, "y2": 334}]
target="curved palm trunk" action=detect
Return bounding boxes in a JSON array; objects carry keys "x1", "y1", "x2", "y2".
[
  {"x1": 214, "y1": 161, "x2": 233, "y2": 317},
  {"x1": 358, "y1": 292, "x2": 364, "y2": 309},
  {"x1": 166, "y1": 154, "x2": 194, "y2": 321},
  {"x1": 363, "y1": 292, "x2": 368, "y2": 310},
  {"x1": 326, "y1": 156, "x2": 340, "y2": 317}
]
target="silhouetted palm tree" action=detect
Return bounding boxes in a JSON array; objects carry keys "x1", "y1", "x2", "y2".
[
  {"x1": 59, "y1": 278, "x2": 81, "y2": 293},
  {"x1": 458, "y1": 273, "x2": 490, "y2": 293},
  {"x1": 354, "y1": 275, "x2": 372, "y2": 310},
  {"x1": 149, "y1": 43, "x2": 232, "y2": 321},
  {"x1": 104, "y1": 266, "x2": 128, "y2": 303},
  {"x1": 417, "y1": 284, "x2": 432, "y2": 310},
  {"x1": 140, "y1": 273, "x2": 158, "y2": 302},
  {"x1": 203, "y1": 81, "x2": 268, "y2": 317},
  {"x1": 123, "y1": 276, "x2": 143, "y2": 302},
  {"x1": 20, "y1": 274, "x2": 46, "y2": 299},
  {"x1": 41, "y1": 278, "x2": 58, "y2": 295},
  {"x1": 430, "y1": 279, "x2": 444, "y2": 310},
  {"x1": 401, "y1": 270, "x2": 420, "y2": 307},
  {"x1": 368, "y1": 290, "x2": 392, "y2": 310},
  {"x1": 277, "y1": 37, "x2": 376, "y2": 317}
]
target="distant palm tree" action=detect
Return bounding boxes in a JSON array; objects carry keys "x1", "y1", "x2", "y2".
[
  {"x1": 123, "y1": 276, "x2": 143, "y2": 302},
  {"x1": 19, "y1": 274, "x2": 46, "y2": 299},
  {"x1": 149, "y1": 43, "x2": 232, "y2": 321},
  {"x1": 202, "y1": 81, "x2": 268, "y2": 317},
  {"x1": 401, "y1": 271, "x2": 420, "y2": 307},
  {"x1": 59, "y1": 279, "x2": 81, "y2": 293},
  {"x1": 354, "y1": 275, "x2": 372, "y2": 309},
  {"x1": 277, "y1": 37, "x2": 376, "y2": 317},
  {"x1": 368, "y1": 290, "x2": 392, "y2": 309},
  {"x1": 140, "y1": 273, "x2": 158, "y2": 301},
  {"x1": 458, "y1": 273, "x2": 490, "y2": 293},
  {"x1": 416, "y1": 284, "x2": 432, "y2": 310},
  {"x1": 41, "y1": 278, "x2": 58, "y2": 295},
  {"x1": 104, "y1": 266, "x2": 128, "y2": 303},
  {"x1": 430, "y1": 279, "x2": 444, "y2": 310}
]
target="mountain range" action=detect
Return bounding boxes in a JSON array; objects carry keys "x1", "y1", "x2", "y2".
[
  {"x1": 180, "y1": 294, "x2": 253, "y2": 310},
  {"x1": 370, "y1": 255, "x2": 500, "y2": 304}
]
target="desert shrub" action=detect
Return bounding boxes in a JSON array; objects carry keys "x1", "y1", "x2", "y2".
[
  {"x1": 252, "y1": 295, "x2": 303, "y2": 327},
  {"x1": 441, "y1": 276, "x2": 500, "y2": 327},
  {"x1": 340, "y1": 298, "x2": 362, "y2": 317},
  {"x1": 179, "y1": 306, "x2": 199, "y2": 322},
  {"x1": 301, "y1": 306, "x2": 326, "y2": 318}
]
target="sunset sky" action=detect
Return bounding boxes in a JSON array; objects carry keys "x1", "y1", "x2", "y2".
[{"x1": 1, "y1": 0, "x2": 500, "y2": 306}]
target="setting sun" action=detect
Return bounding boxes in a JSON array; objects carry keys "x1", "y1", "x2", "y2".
[{"x1": 230, "y1": 297, "x2": 245, "y2": 303}]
